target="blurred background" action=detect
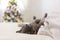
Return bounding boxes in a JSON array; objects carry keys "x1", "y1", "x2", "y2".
[{"x1": 0, "y1": 0, "x2": 60, "y2": 24}]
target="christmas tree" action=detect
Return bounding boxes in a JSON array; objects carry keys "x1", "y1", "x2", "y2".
[{"x1": 3, "y1": 0, "x2": 23, "y2": 23}]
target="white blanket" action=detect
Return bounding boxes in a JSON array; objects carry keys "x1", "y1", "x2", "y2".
[{"x1": 0, "y1": 23, "x2": 53, "y2": 40}]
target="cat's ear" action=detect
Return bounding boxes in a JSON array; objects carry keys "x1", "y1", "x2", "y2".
[
  {"x1": 33, "y1": 16, "x2": 36, "y2": 20},
  {"x1": 44, "y1": 13, "x2": 48, "y2": 18}
]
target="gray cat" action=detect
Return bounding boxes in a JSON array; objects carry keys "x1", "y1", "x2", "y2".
[{"x1": 16, "y1": 13, "x2": 48, "y2": 34}]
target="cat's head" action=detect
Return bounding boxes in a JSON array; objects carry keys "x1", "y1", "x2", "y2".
[{"x1": 33, "y1": 13, "x2": 48, "y2": 24}]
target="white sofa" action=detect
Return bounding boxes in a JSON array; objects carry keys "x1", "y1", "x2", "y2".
[{"x1": 0, "y1": 23, "x2": 53, "y2": 40}]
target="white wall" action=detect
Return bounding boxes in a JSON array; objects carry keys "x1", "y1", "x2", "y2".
[
  {"x1": 23, "y1": 0, "x2": 42, "y2": 22},
  {"x1": 16, "y1": 0, "x2": 28, "y2": 13},
  {"x1": 42, "y1": 0, "x2": 60, "y2": 25},
  {"x1": 42, "y1": 0, "x2": 60, "y2": 13}
]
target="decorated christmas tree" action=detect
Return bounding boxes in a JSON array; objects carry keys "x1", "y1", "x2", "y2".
[{"x1": 3, "y1": 0, "x2": 23, "y2": 23}]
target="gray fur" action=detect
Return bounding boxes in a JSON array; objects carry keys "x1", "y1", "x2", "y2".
[{"x1": 16, "y1": 13, "x2": 48, "y2": 34}]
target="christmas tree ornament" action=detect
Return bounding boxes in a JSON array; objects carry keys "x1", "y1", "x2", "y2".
[{"x1": 3, "y1": 0, "x2": 23, "y2": 23}]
